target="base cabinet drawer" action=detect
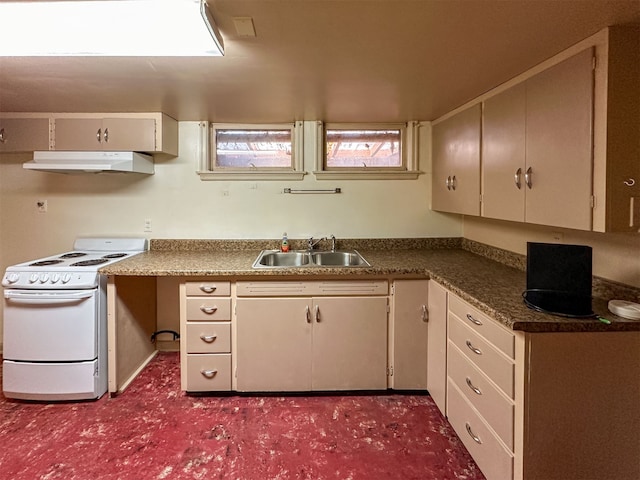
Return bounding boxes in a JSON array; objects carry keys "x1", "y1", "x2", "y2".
[
  {"x1": 448, "y1": 314, "x2": 514, "y2": 397},
  {"x1": 447, "y1": 379, "x2": 514, "y2": 480},
  {"x1": 185, "y1": 354, "x2": 231, "y2": 391},
  {"x1": 448, "y1": 342, "x2": 514, "y2": 449},
  {"x1": 186, "y1": 281, "x2": 231, "y2": 297},
  {"x1": 186, "y1": 323, "x2": 231, "y2": 353},
  {"x1": 186, "y1": 297, "x2": 231, "y2": 321}
]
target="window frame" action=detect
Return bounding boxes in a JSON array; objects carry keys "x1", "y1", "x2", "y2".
[
  {"x1": 197, "y1": 121, "x2": 306, "y2": 180},
  {"x1": 314, "y1": 121, "x2": 422, "y2": 180}
]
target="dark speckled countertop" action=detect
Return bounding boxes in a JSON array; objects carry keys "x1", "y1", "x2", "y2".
[{"x1": 100, "y1": 238, "x2": 640, "y2": 334}]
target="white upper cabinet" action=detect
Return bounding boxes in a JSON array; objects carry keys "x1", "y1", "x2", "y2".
[
  {"x1": 482, "y1": 48, "x2": 595, "y2": 230},
  {"x1": 432, "y1": 104, "x2": 481, "y2": 216},
  {"x1": 524, "y1": 48, "x2": 594, "y2": 230},
  {"x1": 0, "y1": 117, "x2": 50, "y2": 152},
  {"x1": 481, "y1": 83, "x2": 527, "y2": 222},
  {"x1": 437, "y1": 26, "x2": 640, "y2": 233}
]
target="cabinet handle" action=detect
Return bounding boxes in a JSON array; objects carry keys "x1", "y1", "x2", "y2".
[
  {"x1": 200, "y1": 305, "x2": 218, "y2": 314},
  {"x1": 623, "y1": 178, "x2": 636, "y2": 187},
  {"x1": 465, "y1": 340, "x2": 482, "y2": 355},
  {"x1": 514, "y1": 167, "x2": 522, "y2": 189},
  {"x1": 200, "y1": 334, "x2": 217, "y2": 343},
  {"x1": 446, "y1": 176, "x2": 452, "y2": 190},
  {"x1": 200, "y1": 285, "x2": 217, "y2": 293},
  {"x1": 0, "y1": 128, "x2": 5, "y2": 143},
  {"x1": 305, "y1": 305, "x2": 311, "y2": 323},
  {"x1": 104, "y1": 127, "x2": 109, "y2": 143},
  {"x1": 465, "y1": 313, "x2": 482, "y2": 326},
  {"x1": 96, "y1": 128, "x2": 102, "y2": 143},
  {"x1": 200, "y1": 369, "x2": 218, "y2": 379},
  {"x1": 421, "y1": 305, "x2": 428, "y2": 323},
  {"x1": 451, "y1": 175, "x2": 457, "y2": 191},
  {"x1": 466, "y1": 377, "x2": 482, "y2": 395},
  {"x1": 465, "y1": 422, "x2": 482, "y2": 444},
  {"x1": 315, "y1": 305, "x2": 321, "y2": 323},
  {"x1": 525, "y1": 166, "x2": 532, "y2": 189}
]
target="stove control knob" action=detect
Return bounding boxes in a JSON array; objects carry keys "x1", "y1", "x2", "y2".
[
  {"x1": 29, "y1": 273, "x2": 39, "y2": 283},
  {"x1": 61, "y1": 273, "x2": 72, "y2": 284},
  {"x1": 6, "y1": 273, "x2": 20, "y2": 284},
  {"x1": 51, "y1": 273, "x2": 60, "y2": 284},
  {"x1": 39, "y1": 273, "x2": 50, "y2": 283}
]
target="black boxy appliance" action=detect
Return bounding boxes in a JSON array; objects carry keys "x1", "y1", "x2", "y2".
[{"x1": 523, "y1": 242, "x2": 594, "y2": 317}]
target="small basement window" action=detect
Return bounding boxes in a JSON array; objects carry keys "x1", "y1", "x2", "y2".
[
  {"x1": 198, "y1": 122, "x2": 305, "y2": 180},
  {"x1": 314, "y1": 122, "x2": 421, "y2": 180}
]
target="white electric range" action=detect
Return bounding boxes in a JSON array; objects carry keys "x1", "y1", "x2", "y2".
[{"x1": 1, "y1": 237, "x2": 147, "y2": 401}]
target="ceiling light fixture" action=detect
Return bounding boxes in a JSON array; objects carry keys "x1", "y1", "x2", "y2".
[{"x1": 0, "y1": 0, "x2": 224, "y2": 56}]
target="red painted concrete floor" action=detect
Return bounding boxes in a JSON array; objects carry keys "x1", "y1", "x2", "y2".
[{"x1": 0, "y1": 352, "x2": 485, "y2": 480}]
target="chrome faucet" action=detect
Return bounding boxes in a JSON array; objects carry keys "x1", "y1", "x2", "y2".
[
  {"x1": 307, "y1": 235, "x2": 337, "y2": 252},
  {"x1": 307, "y1": 236, "x2": 325, "y2": 252}
]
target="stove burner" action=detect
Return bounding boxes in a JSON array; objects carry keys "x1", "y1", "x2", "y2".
[
  {"x1": 29, "y1": 259, "x2": 64, "y2": 267},
  {"x1": 71, "y1": 258, "x2": 109, "y2": 267},
  {"x1": 102, "y1": 253, "x2": 128, "y2": 259},
  {"x1": 59, "y1": 252, "x2": 88, "y2": 259}
]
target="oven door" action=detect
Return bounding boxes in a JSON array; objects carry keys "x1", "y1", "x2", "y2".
[{"x1": 3, "y1": 288, "x2": 99, "y2": 361}]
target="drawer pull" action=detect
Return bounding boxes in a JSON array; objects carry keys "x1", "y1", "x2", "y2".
[
  {"x1": 200, "y1": 305, "x2": 218, "y2": 314},
  {"x1": 200, "y1": 369, "x2": 218, "y2": 379},
  {"x1": 465, "y1": 313, "x2": 482, "y2": 326},
  {"x1": 465, "y1": 422, "x2": 482, "y2": 444},
  {"x1": 200, "y1": 285, "x2": 217, "y2": 293},
  {"x1": 421, "y1": 305, "x2": 429, "y2": 322},
  {"x1": 200, "y1": 334, "x2": 217, "y2": 343},
  {"x1": 466, "y1": 377, "x2": 482, "y2": 395},
  {"x1": 465, "y1": 340, "x2": 482, "y2": 355}
]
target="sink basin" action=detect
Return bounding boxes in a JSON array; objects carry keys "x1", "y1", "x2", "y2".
[
  {"x1": 252, "y1": 250, "x2": 370, "y2": 268},
  {"x1": 255, "y1": 251, "x2": 311, "y2": 267},
  {"x1": 311, "y1": 251, "x2": 371, "y2": 267}
]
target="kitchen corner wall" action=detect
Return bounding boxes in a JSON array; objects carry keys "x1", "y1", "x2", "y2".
[
  {"x1": 463, "y1": 216, "x2": 640, "y2": 288},
  {"x1": 0, "y1": 121, "x2": 461, "y2": 345}
]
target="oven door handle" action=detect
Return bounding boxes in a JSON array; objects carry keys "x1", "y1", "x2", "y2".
[{"x1": 4, "y1": 290, "x2": 95, "y2": 304}]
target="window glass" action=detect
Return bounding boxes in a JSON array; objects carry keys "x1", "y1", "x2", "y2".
[
  {"x1": 214, "y1": 128, "x2": 293, "y2": 169},
  {"x1": 325, "y1": 127, "x2": 402, "y2": 168}
]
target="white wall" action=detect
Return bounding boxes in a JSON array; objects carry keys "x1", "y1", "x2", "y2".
[
  {"x1": 0, "y1": 121, "x2": 461, "y2": 344},
  {"x1": 464, "y1": 216, "x2": 640, "y2": 288}
]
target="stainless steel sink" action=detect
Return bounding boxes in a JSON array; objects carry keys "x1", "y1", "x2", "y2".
[
  {"x1": 252, "y1": 250, "x2": 370, "y2": 268},
  {"x1": 311, "y1": 251, "x2": 370, "y2": 267},
  {"x1": 254, "y1": 251, "x2": 311, "y2": 267}
]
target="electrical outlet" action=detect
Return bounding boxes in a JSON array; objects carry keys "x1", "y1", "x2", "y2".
[
  {"x1": 551, "y1": 231, "x2": 564, "y2": 243},
  {"x1": 36, "y1": 200, "x2": 47, "y2": 213},
  {"x1": 144, "y1": 219, "x2": 152, "y2": 232}
]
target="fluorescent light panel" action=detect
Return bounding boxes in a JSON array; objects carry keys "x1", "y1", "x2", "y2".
[{"x1": 0, "y1": 0, "x2": 224, "y2": 56}]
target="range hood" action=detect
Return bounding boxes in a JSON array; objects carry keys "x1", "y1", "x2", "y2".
[{"x1": 24, "y1": 151, "x2": 154, "y2": 174}]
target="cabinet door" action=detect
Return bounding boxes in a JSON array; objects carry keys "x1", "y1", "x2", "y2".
[
  {"x1": 0, "y1": 118, "x2": 50, "y2": 152},
  {"x1": 235, "y1": 298, "x2": 312, "y2": 391},
  {"x1": 391, "y1": 280, "x2": 429, "y2": 389},
  {"x1": 525, "y1": 48, "x2": 595, "y2": 230},
  {"x1": 54, "y1": 118, "x2": 103, "y2": 150},
  {"x1": 427, "y1": 280, "x2": 447, "y2": 415},
  {"x1": 103, "y1": 118, "x2": 156, "y2": 151},
  {"x1": 54, "y1": 117, "x2": 156, "y2": 151},
  {"x1": 482, "y1": 83, "x2": 526, "y2": 222},
  {"x1": 432, "y1": 104, "x2": 481, "y2": 216},
  {"x1": 311, "y1": 296, "x2": 388, "y2": 390}
]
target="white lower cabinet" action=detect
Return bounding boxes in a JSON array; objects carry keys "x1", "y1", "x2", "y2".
[
  {"x1": 390, "y1": 279, "x2": 429, "y2": 389},
  {"x1": 235, "y1": 280, "x2": 389, "y2": 392},
  {"x1": 434, "y1": 282, "x2": 640, "y2": 480},
  {"x1": 180, "y1": 280, "x2": 232, "y2": 392}
]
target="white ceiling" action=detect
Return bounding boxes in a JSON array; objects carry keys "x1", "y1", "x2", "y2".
[{"x1": 1, "y1": 0, "x2": 639, "y2": 123}]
